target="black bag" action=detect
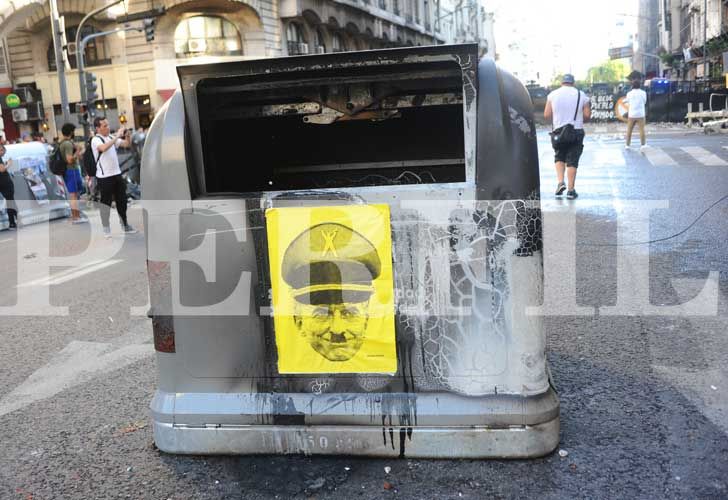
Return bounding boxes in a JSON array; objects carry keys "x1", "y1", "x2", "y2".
[
  {"x1": 82, "y1": 135, "x2": 104, "y2": 177},
  {"x1": 550, "y1": 89, "x2": 582, "y2": 147},
  {"x1": 49, "y1": 140, "x2": 70, "y2": 176}
]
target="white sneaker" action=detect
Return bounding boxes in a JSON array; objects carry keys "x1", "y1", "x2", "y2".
[
  {"x1": 103, "y1": 226, "x2": 112, "y2": 239},
  {"x1": 624, "y1": 144, "x2": 631, "y2": 150},
  {"x1": 639, "y1": 145, "x2": 648, "y2": 153}
]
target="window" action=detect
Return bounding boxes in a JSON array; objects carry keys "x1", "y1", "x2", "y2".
[
  {"x1": 0, "y1": 43, "x2": 6, "y2": 75},
  {"x1": 287, "y1": 23, "x2": 308, "y2": 55},
  {"x1": 314, "y1": 29, "x2": 326, "y2": 54},
  {"x1": 332, "y1": 33, "x2": 346, "y2": 53},
  {"x1": 174, "y1": 16, "x2": 242, "y2": 58},
  {"x1": 393, "y1": 0, "x2": 400, "y2": 16},
  {"x1": 47, "y1": 25, "x2": 110, "y2": 70}
]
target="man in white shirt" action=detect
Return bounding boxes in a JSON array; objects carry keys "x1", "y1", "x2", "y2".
[
  {"x1": 544, "y1": 74, "x2": 592, "y2": 200},
  {"x1": 624, "y1": 80, "x2": 648, "y2": 150},
  {"x1": 91, "y1": 117, "x2": 137, "y2": 237}
]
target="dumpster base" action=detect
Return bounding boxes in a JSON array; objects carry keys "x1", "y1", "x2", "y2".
[{"x1": 153, "y1": 418, "x2": 559, "y2": 458}]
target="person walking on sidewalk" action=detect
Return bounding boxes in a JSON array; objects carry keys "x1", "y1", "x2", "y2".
[
  {"x1": 624, "y1": 80, "x2": 647, "y2": 151},
  {"x1": 59, "y1": 123, "x2": 88, "y2": 224},
  {"x1": 544, "y1": 74, "x2": 591, "y2": 200},
  {"x1": 91, "y1": 117, "x2": 137, "y2": 238},
  {"x1": 0, "y1": 143, "x2": 17, "y2": 230}
]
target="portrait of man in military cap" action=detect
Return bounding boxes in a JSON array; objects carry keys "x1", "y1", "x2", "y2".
[
  {"x1": 266, "y1": 204, "x2": 396, "y2": 374},
  {"x1": 282, "y1": 222, "x2": 381, "y2": 362}
]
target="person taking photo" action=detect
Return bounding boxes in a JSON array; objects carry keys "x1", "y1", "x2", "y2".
[{"x1": 91, "y1": 117, "x2": 137, "y2": 238}]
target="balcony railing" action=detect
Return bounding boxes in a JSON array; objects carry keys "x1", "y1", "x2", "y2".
[{"x1": 287, "y1": 41, "x2": 309, "y2": 55}]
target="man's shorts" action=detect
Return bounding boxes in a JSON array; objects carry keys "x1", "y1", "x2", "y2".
[
  {"x1": 63, "y1": 168, "x2": 84, "y2": 194},
  {"x1": 552, "y1": 132, "x2": 585, "y2": 168}
]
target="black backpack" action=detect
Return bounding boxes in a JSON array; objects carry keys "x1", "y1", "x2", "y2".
[
  {"x1": 82, "y1": 135, "x2": 104, "y2": 177},
  {"x1": 49, "y1": 140, "x2": 70, "y2": 176}
]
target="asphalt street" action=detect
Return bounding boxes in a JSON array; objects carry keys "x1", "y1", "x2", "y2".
[{"x1": 0, "y1": 128, "x2": 727, "y2": 499}]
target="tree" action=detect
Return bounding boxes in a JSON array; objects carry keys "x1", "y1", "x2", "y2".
[
  {"x1": 550, "y1": 73, "x2": 565, "y2": 87},
  {"x1": 586, "y1": 59, "x2": 630, "y2": 84}
]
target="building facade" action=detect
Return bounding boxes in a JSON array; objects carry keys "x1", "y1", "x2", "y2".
[
  {"x1": 656, "y1": 0, "x2": 728, "y2": 80},
  {"x1": 1, "y1": 0, "x2": 495, "y2": 141},
  {"x1": 437, "y1": 0, "x2": 494, "y2": 59},
  {"x1": 634, "y1": 0, "x2": 660, "y2": 78}
]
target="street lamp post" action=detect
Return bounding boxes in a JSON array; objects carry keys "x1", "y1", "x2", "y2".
[
  {"x1": 703, "y1": 0, "x2": 708, "y2": 80},
  {"x1": 75, "y1": 0, "x2": 124, "y2": 137},
  {"x1": 49, "y1": 0, "x2": 71, "y2": 123}
]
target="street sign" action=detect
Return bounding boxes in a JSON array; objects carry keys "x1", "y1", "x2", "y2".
[
  {"x1": 608, "y1": 46, "x2": 633, "y2": 60},
  {"x1": 5, "y1": 93, "x2": 21, "y2": 108}
]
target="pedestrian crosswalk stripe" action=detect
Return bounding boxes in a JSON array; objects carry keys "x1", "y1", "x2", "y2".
[
  {"x1": 641, "y1": 146, "x2": 678, "y2": 166},
  {"x1": 541, "y1": 140, "x2": 728, "y2": 169},
  {"x1": 18, "y1": 259, "x2": 122, "y2": 287},
  {"x1": 585, "y1": 148, "x2": 626, "y2": 167},
  {"x1": 681, "y1": 146, "x2": 728, "y2": 166}
]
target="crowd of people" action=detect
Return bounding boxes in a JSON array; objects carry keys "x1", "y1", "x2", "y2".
[{"x1": 0, "y1": 120, "x2": 146, "y2": 235}]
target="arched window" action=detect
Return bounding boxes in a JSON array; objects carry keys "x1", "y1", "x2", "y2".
[
  {"x1": 174, "y1": 16, "x2": 242, "y2": 58},
  {"x1": 287, "y1": 22, "x2": 308, "y2": 55},
  {"x1": 314, "y1": 29, "x2": 326, "y2": 54},
  {"x1": 47, "y1": 25, "x2": 109, "y2": 70},
  {"x1": 332, "y1": 32, "x2": 346, "y2": 53}
]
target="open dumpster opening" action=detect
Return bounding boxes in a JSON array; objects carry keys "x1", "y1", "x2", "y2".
[{"x1": 194, "y1": 60, "x2": 466, "y2": 193}]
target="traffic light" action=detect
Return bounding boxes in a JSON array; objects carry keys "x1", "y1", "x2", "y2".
[
  {"x1": 85, "y1": 72, "x2": 98, "y2": 116},
  {"x1": 85, "y1": 72, "x2": 98, "y2": 102},
  {"x1": 143, "y1": 19, "x2": 155, "y2": 42}
]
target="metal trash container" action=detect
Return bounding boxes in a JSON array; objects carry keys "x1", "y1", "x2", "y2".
[
  {"x1": 142, "y1": 44, "x2": 558, "y2": 458},
  {"x1": 0, "y1": 142, "x2": 70, "y2": 229}
]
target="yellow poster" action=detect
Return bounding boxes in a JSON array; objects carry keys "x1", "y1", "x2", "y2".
[{"x1": 265, "y1": 204, "x2": 397, "y2": 374}]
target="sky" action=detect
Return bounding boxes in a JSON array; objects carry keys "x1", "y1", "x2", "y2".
[{"x1": 488, "y1": 0, "x2": 638, "y2": 84}]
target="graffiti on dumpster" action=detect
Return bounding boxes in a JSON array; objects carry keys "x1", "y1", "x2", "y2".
[
  {"x1": 590, "y1": 94, "x2": 616, "y2": 121},
  {"x1": 265, "y1": 204, "x2": 397, "y2": 374},
  {"x1": 18, "y1": 157, "x2": 49, "y2": 205}
]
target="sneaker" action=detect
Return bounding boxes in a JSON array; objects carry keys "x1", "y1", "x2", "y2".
[
  {"x1": 555, "y1": 181, "x2": 567, "y2": 196},
  {"x1": 103, "y1": 226, "x2": 112, "y2": 239},
  {"x1": 566, "y1": 189, "x2": 578, "y2": 200},
  {"x1": 122, "y1": 224, "x2": 138, "y2": 234},
  {"x1": 72, "y1": 216, "x2": 89, "y2": 225},
  {"x1": 624, "y1": 144, "x2": 631, "y2": 150},
  {"x1": 8, "y1": 223, "x2": 17, "y2": 231},
  {"x1": 639, "y1": 145, "x2": 648, "y2": 153}
]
